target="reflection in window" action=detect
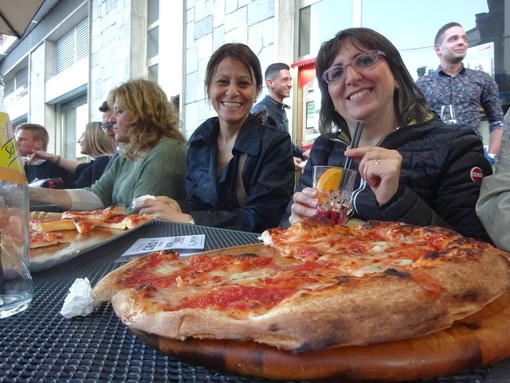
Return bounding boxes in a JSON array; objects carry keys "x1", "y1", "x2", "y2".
[
  {"x1": 61, "y1": 95, "x2": 88, "y2": 159},
  {"x1": 147, "y1": 26, "x2": 159, "y2": 59},
  {"x1": 299, "y1": 0, "x2": 352, "y2": 58},
  {"x1": 147, "y1": 0, "x2": 160, "y2": 80},
  {"x1": 148, "y1": 64, "x2": 159, "y2": 82},
  {"x1": 148, "y1": 0, "x2": 160, "y2": 25}
]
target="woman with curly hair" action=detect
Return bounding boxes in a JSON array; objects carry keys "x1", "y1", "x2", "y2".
[{"x1": 29, "y1": 79, "x2": 187, "y2": 212}]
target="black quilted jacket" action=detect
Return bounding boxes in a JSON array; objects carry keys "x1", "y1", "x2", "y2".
[{"x1": 280, "y1": 115, "x2": 493, "y2": 243}]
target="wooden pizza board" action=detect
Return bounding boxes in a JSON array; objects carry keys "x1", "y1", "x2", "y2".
[{"x1": 129, "y1": 278, "x2": 510, "y2": 382}]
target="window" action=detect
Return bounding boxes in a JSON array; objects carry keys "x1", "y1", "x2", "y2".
[
  {"x1": 61, "y1": 94, "x2": 88, "y2": 159},
  {"x1": 148, "y1": 64, "x2": 159, "y2": 82},
  {"x1": 4, "y1": 67, "x2": 28, "y2": 97},
  {"x1": 299, "y1": 0, "x2": 352, "y2": 57},
  {"x1": 148, "y1": 0, "x2": 160, "y2": 25},
  {"x1": 147, "y1": 26, "x2": 159, "y2": 60},
  {"x1": 56, "y1": 18, "x2": 89, "y2": 74},
  {"x1": 147, "y1": 0, "x2": 160, "y2": 77}
]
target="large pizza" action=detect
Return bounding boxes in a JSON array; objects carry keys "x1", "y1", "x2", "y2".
[{"x1": 93, "y1": 217, "x2": 510, "y2": 361}]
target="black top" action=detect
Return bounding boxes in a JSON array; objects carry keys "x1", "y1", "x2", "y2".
[
  {"x1": 73, "y1": 155, "x2": 112, "y2": 188},
  {"x1": 252, "y1": 95, "x2": 305, "y2": 159},
  {"x1": 281, "y1": 116, "x2": 492, "y2": 242},
  {"x1": 25, "y1": 161, "x2": 74, "y2": 188}
]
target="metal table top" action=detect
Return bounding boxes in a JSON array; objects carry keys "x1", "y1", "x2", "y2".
[{"x1": 1, "y1": 221, "x2": 508, "y2": 382}]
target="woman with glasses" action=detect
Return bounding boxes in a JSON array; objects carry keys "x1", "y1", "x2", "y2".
[
  {"x1": 27, "y1": 121, "x2": 117, "y2": 188},
  {"x1": 281, "y1": 27, "x2": 492, "y2": 242},
  {"x1": 29, "y1": 79, "x2": 187, "y2": 212}
]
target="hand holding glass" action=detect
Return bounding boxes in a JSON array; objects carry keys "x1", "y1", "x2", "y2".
[
  {"x1": 312, "y1": 166, "x2": 357, "y2": 225},
  {"x1": 440, "y1": 105, "x2": 457, "y2": 125}
]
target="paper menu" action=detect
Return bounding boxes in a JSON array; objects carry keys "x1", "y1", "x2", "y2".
[{"x1": 118, "y1": 235, "x2": 205, "y2": 262}]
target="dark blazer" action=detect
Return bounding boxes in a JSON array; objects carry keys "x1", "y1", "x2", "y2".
[{"x1": 181, "y1": 114, "x2": 295, "y2": 233}]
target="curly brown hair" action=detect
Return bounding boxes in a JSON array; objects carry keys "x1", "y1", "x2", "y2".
[{"x1": 107, "y1": 79, "x2": 186, "y2": 160}]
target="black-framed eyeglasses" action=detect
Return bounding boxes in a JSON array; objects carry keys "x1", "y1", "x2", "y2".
[
  {"x1": 322, "y1": 50, "x2": 386, "y2": 84},
  {"x1": 101, "y1": 123, "x2": 113, "y2": 132}
]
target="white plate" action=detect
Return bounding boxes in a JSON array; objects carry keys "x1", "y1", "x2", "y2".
[{"x1": 29, "y1": 212, "x2": 154, "y2": 272}]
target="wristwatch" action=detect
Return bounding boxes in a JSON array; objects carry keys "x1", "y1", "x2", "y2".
[{"x1": 189, "y1": 215, "x2": 195, "y2": 225}]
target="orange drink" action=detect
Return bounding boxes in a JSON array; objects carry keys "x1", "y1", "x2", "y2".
[{"x1": 312, "y1": 166, "x2": 357, "y2": 225}]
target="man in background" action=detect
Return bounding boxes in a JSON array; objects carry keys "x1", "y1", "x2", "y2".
[
  {"x1": 99, "y1": 100, "x2": 120, "y2": 172},
  {"x1": 416, "y1": 22, "x2": 505, "y2": 160},
  {"x1": 252, "y1": 63, "x2": 309, "y2": 169},
  {"x1": 15, "y1": 123, "x2": 74, "y2": 188}
]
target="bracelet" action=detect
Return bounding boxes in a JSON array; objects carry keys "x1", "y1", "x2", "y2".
[
  {"x1": 55, "y1": 155, "x2": 61, "y2": 166},
  {"x1": 189, "y1": 215, "x2": 195, "y2": 225}
]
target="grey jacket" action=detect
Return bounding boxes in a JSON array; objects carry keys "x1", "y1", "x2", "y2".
[{"x1": 476, "y1": 113, "x2": 510, "y2": 251}]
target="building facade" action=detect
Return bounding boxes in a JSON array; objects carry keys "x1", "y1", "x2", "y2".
[{"x1": 1, "y1": 0, "x2": 509, "y2": 159}]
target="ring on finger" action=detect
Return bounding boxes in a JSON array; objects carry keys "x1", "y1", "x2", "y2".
[{"x1": 375, "y1": 153, "x2": 381, "y2": 165}]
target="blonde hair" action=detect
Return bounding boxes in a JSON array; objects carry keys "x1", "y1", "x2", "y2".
[
  {"x1": 83, "y1": 121, "x2": 117, "y2": 157},
  {"x1": 107, "y1": 79, "x2": 186, "y2": 160}
]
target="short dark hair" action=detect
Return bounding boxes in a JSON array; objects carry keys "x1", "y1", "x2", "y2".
[
  {"x1": 98, "y1": 100, "x2": 110, "y2": 112},
  {"x1": 434, "y1": 22, "x2": 462, "y2": 45},
  {"x1": 264, "y1": 63, "x2": 290, "y2": 81}
]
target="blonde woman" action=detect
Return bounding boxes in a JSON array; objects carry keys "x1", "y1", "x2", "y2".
[
  {"x1": 29, "y1": 121, "x2": 117, "y2": 187},
  {"x1": 29, "y1": 79, "x2": 188, "y2": 212}
]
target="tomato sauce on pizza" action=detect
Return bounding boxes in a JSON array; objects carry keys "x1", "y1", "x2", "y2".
[{"x1": 93, "y1": 217, "x2": 510, "y2": 352}]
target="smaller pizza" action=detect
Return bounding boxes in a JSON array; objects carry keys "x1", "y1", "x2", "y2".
[
  {"x1": 62, "y1": 205, "x2": 127, "y2": 233},
  {"x1": 97, "y1": 213, "x2": 155, "y2": 230},
  {"x1": 30, "y1": 231, "x2": 71, "y2": 249}
]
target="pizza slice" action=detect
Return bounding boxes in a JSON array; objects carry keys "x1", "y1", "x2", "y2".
[
  {"x1": 62, "y1": 205, "x2": 127, "y2": 233},
  {"x1": 30, "y1": 217, "x2": 76, "y2": 232},
  {"x1": 260, "y1": 216, "x2": 351, "y2": 258},
  {"x1": 97, "y1": 213, "x2": 155, "y2": 230},
  {"x1": 30, "y1": 231, "x2": 71, "y2": 249}
]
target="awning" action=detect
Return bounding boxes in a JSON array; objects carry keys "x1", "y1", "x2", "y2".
[
  {"x1": 291, "y1": 57, "x2": 316, "y2": 68},
  {"x1": 291, "y1": 58, "x2": 317, "y2": 88},
  {"x1": 0, "y1": 0, "x2": 45, "y2": 38}
]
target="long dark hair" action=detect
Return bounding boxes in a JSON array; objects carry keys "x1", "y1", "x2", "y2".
[{"x1": 315, "y1": 27, "x2": 430, "y2": 140}]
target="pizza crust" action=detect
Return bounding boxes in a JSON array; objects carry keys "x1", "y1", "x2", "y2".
[
  {"x1": 30, "y1": 218, "x2": 76, "y2": 232},
  {"x1": 111, "y1": 249, "x2": 510, "y2": 351},
  {"x1": 97, "y1": 214, "x2": 154, "y2": 230},
  {"x1": 94, "y1": 219, "x2": 510, "y2": 352},
  {"x1": 30, "y1": 231, "x2": 71, "y2": 248}
]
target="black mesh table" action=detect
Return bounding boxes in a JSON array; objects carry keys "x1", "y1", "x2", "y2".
[{"x1": 1, "y1": 221, "x2": 509, "y2": 382}]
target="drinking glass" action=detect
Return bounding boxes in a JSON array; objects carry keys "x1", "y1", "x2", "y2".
[
  {"x1": 312, "y1": 166, "x2": 357, "y2": 225},
  {"x1": 440, "y1": 105, "x2": 457, "y2": 125}
]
